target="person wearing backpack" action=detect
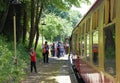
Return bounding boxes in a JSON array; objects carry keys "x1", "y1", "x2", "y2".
[{"x1": 42, "y1": 41, "x2": 49, "y2": 63}]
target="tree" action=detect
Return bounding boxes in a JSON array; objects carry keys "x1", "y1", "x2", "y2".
[
  {"x1": 34, "y1": 0, "x2": 43, "y2": 50},
  {"x1": 0, "y1": 0, "x2": 90, "y2": 49},
  {"x1": 28, "y1": 0, "x2": 35, "y2": 49},
  {"x1": 41, "y1": 13, "x2": 73, "y2": 42},
  {"x1": 21, "y1": 0, "x2": 31, "y2": 44},
  {"x1": 28, "y1": 0, "x2": 90, "y2": 49},
  {"x1": 0, "y1": 0, "x2": 9, "y2": 33}
]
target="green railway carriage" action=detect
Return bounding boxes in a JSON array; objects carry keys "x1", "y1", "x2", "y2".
[{"x1": 71, "y1": 0, "x2": 120, "y2": 82}]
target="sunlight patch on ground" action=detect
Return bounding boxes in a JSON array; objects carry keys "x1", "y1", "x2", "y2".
[
  {"x1": 59, "y1": 55, "x2": 68, "y2": 60},
  {"x1": 48, "y1": 75, "x2": 71, "y2": 83},
  {"x1": 50, "y1": 54, "x2": 69, "y2": 60}
]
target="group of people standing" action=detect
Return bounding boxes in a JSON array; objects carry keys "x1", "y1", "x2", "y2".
[
  {"x1": 51, "y1": 42, "x2": 65, "y2": 58},
  {"x1": 29, "y1": 41, "x2": 67, "y2": 73},
  {"x1": 29, "y1": 41, "x2": 49, "y2": 73}
]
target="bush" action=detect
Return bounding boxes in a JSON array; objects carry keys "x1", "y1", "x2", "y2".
[{"x1": 0, "y1": 36, "x2": 29, "y2": 82}]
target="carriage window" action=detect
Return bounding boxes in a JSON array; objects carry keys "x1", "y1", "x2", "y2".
[
  {"x1": 92, "y1": 11, "x2": 98, "y2": 30},
  {"x1": 104, "y1": 0, "x2": 116, "y2": 24},
  {"x1": 82, "y1": 23, "x2": 85, "y2": 34},
  {"x1": 92, "y1": 13, "x2": 95, "y2": 29},
  {"x1": 92, "y1": 31, "x2": 98, "y2": 65},
  {"x1": 104, "y1": 0, "x2": 109, "y2": 24},
  {"x1": 96, "y1": 10, "x2": 99, "y2": 28},
  {"x1": 72, "y1": 34, "x2": 76, "y2": 54},
  {"x1": 113, "y1": 0, "x2": 116, "y2": 19},
  {"x1": 75, "y1": 34, "x2": 78, "y2": 54},
  {"x1": 104, "y1": 24, "x2": 116, "y2": 77},
  {"x1": 76, "y1": 34, "x2": 79, "y2": 52},
  {"x1": 110, "y1": 0, "x2": 116, "y2": 20},
  {"x1": 86, "y1": 34, "x2": 90, "y2": 61},
  {"x1": 79, "y1": 38, "x2": 81, "y2": 56},
  {"x1": 81, "y1": 36, "x2": 85, "y2": 57}
]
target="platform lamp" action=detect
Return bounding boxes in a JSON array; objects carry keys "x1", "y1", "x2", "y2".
[{"x1": 9, "y1": 0, "x2": 21, "y2": 65}]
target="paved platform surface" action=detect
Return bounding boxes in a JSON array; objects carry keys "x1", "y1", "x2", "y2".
[{"x1": 21, "y1": 55, "x2": 77, "y2": 83}]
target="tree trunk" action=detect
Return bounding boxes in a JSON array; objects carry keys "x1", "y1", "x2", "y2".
[
  {"x1": 34, "y1": 25, "x2": 39, "y2": 50},
  {"x1": 34, "y1": 1, "x2": 43, "y2": 50},
  {"x1": 16, "y1": 5, "x2": 22, "y2": 42},
  {"x1": 0, "y1": 4, "x2": 9, "y2": 33},
  {"x1": 22, "y1": 4, "x2": 27, "y2": 44},
  {"x1": 29, "y1": 0, "x2": 35, "y2": 49}
]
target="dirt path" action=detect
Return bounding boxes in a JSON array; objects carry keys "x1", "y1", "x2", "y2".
[{"x1": 21, "y1": 55, "x2": 77, "y2": 83}]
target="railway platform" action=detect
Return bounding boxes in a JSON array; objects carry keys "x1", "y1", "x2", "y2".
[{"x1": 22, "y1": 55, "x2": 78, "y2": 83}]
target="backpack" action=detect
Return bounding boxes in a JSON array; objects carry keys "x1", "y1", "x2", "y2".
[
  {"x1": 42, "y1": 47, "x2": 46, "y2": 53},
  {"x1": 42, "y1": 44, "x2": 47, "y2": 53}
]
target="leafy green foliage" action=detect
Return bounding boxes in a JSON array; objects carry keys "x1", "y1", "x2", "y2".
[
  {"x1": 42, "y1": 4, "x2": 82, "y2": 42},
  {"x1": 0, "y1": 36, "x2": 29, "y2": 82},
  {"x1": 0, "y1": 0, "x2": 7, "y2": 12},
  {"x1": 47, "y1": 0, "x2": 90, "y2": 11},
  {"x1": 0, "y1": 0, "x2": 92, "y2": 82},
  {"x1": 68, "y1": 10, "x2": 82, "y2": 27},
  {"x1": 45, "y1": 5, "x2": 82, "y2": 27},
  {"x1": 41, "y1": 13, "x2": 73, "y2": 41}
]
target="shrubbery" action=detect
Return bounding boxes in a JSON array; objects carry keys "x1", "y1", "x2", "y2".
[{"x1": 0, "y1": 36, "x2": 30, "y2": 82}]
